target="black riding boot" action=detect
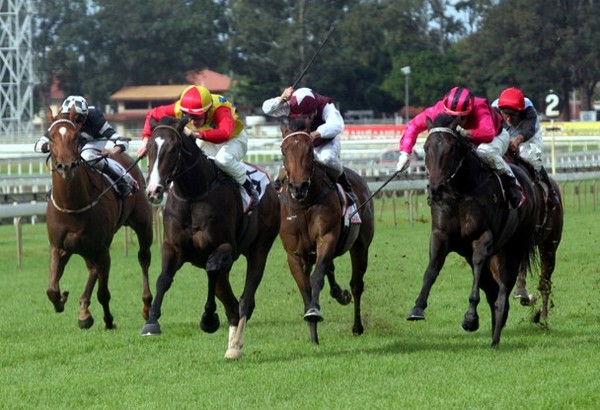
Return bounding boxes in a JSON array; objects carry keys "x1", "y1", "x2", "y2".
[
  {"x1": 243, "y1": 179, "x2": 259, "y2": 212},
  {"x1": 103, "y1": 164, "x2": 132, "y2": 198},
  {"x1": 337, "y1": 171, "x2": 358, "y2": 204},
  {"x1": 539, "y1": 167, "x2": 560, "y2": 209},
  {"x1": 500, "y1": 173, "x2": 524, "y2": 209}
]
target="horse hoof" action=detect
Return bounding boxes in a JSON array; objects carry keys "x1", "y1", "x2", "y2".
[
  {"x1": 337, "y1": 290, "x2": 352, "y2": 305},
  {"x1": 199, "y1": 312, "x2": 220, "y2": 333},
  {"x1": 461, "y1": 317, "x2": 479, "y2": 332},
  {"x1": 304, "y1": 308, "x2": 323, "y2": 322},
  {"x1": 352, "y1": 324, "x2": 364, "y2": 335},
  {"x1": 78, "y1": 316, "x2": 94, "y2": 329},
  {"x1": 406, "y1": 308, "x2": 426, "y2": 321},
  {"x1": 141, "y1": 322, "x2": 161, "y2": 336},
  {"x1": 224, "y1": 348, "x2": 242, "y2": 360}
]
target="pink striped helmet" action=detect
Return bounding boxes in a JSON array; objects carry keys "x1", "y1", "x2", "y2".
[{"x1": 443, "y1": 86, "x2": 474, "y2": 116}]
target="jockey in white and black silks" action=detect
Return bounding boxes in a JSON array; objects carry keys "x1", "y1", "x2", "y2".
[{"x1": 35, "y1": 95, "x2": 136, "y2": 198}]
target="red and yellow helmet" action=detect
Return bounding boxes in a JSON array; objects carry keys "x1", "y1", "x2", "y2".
[
  {"x1": 498, "y1": 87, "x2": 525, "y2": 111},
  {"x1": 179, "y1": 85, "x2": 213, "y2": 115},
  {"x1": 443, "y1": 86, "x2": 474, "y2": 116}
]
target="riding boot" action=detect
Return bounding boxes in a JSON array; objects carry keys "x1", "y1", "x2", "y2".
[
  {"x1": 500, "y1": 173, "x2": 524, "y2": 210},
  {"x1": 243, "y1": 179, "x2": 259, "y2": 212},
  {"x1": 102, "y1": 163, "x2": 132, "y2": 198},
  {"x1": 539, "y1": 167, "x2": 560, "y2": 209},
  {"x1": 272, "y1": 167, "x2": 286, "y2": 191},
  {"x1": 337, "y1": 171, "x2": 358, "y2": 204}
]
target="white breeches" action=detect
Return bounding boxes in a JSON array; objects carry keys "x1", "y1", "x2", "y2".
[
  {"x1": 80, "y1": 139, "x2": 108, "y2": 170},
  {"x1": 314, "y1": 136, "x2": 343, "y2": 177},
  {"x1": 476, "y1": 129, "x2": 514, "y2": 176},
  {"x1": 199, "y1": 130, "x2": 249, "y2": 185},
  {"x1": 517, "y1": 129, "x2": 543, "y2": 171}
]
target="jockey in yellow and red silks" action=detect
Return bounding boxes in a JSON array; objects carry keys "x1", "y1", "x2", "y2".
[{"x1": 137, "y1": 85, "x2": 258, "y2": 208}]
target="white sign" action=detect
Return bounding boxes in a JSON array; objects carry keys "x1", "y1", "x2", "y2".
[{"x1": 545, "y1": 92, "x2": 561, "y2": 118}]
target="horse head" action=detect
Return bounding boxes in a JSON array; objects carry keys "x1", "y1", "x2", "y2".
[
  {"x1": 45, "y1": 105, "x2": 83, "y2": 180},
  {"x1": 145, "y1": 115, "x2": 191, "y2": 204},
  {"x1": 280, "y1": 129, "x2": 315, "y2": 202},
  {"x1": 424, "y1": 114, "x2": 471, "y2": 201}
]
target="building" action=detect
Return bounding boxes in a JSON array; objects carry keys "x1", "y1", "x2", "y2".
[{"x1": 107, "y1": 69, "x2": 232, "y2": 137}]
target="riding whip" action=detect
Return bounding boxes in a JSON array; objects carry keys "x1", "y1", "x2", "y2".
[
  {"x1": 291, "y1": 24, "x2": 336, "y2": 89},
  {"x1": 351, "y1": 170, "x2": 403, "y2": 217}
]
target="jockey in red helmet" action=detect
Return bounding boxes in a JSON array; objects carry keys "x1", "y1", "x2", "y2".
[
  {"x1": 262, "y1": 86, "x2": 356, "y2": 203},
  {"x1": 493, "y1": 87, "x2": 559, "y2": 208},
  {"x1": 398, "y1": 86, "x2": 524, "y2": 209},
  {"x1": 138, "y1": 85, "x2": 259, "y2": 210}
]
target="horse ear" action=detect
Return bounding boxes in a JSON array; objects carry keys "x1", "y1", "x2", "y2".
[
  {"x1": 450, "y1": 116, "x2": 461, "y2": 129},
  {"x1": 45, "y1": 107, "x2": 54, "y2": 124},
  {"x1": 177, "y1": 115, "x2": 190, "y2": 133},
  {"x1": 69, "y1": 105, "x2": 78, "y2": 122},
  {"x1": 150, "y1": 117, "x2": 158, "y2": 130},
  {"x1": 425, "y1": 116, "x2": 433, "y2": 130}
]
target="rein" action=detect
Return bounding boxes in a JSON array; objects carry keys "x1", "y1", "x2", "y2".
[{"x1": 427, "y1": 126, "x2": 467, "y2": 184}]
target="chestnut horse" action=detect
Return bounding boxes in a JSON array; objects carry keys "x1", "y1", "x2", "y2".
[
  {"x1": 508, "y1": 155, "x2": 563, "y2": 327},
  {"x1": 141, "y1": 116, "x2": 280, "y2": 359},
  {"x1": 278, "y1": 124, "x2": 375, "y2": 344},
  {"x1": 406, "y1": 113, "x2": 537, "y2": 347},
  {"x1": 44, "y1": 107, "x2": 153, "y2": 329}
]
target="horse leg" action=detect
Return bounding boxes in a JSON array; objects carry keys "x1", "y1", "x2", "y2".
[
  {"x1": 131, "y1": 219, "x2": 153, "y2": 320},
  {"x1": 77, "y1": 263, "x2": 97, "y2": 329},
  {"x1": 536, "y1": 242, "x2": 557, "y2": 327},
  {"x1": 141, "y1": 242, "x2": 182, "y2": 336},
  {"x1": 407, "y1": 232, "x2": 449, "y2": 320},
  {"x1": 46, "y1": 246, "x2": 71, "y2": 313},
  {"x1": 87, "y1": 252, "x2": 115, "y2": 329},
  {"x1": 326, "y1": 262, "x2": 352, "y2": 305},
  {"x1": 200, "y1": 244, "x2": 234, "y2": 334},
  {"x1": 286, "y1": 253, "x2": 318, "y2": 344},
  {"x1": 306, "y1": 250, "x2": 335, "y2": 323},
  {"x1": 514, "y1": 270, "x2": 534, "y2": 306},
  {"x1": 349, "y1": 242, "x2": 369, "y2": 336},
  {"x1": 462, "y1": 231, "x2": 493, "y2": 332}
]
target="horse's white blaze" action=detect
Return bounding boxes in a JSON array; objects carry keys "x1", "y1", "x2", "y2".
[
  {"x1": 59, "y1": 126, "x2": 67, "y2": 137},
  {"x1": 146, "y1": 137, "x2": 165, "y2": 192}
]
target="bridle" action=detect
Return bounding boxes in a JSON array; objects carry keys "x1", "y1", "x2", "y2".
[
  {"x1": 151, "y1": 125, "x2": 205, "y2": 189},
  {"x1": 47, "y1": 118, "x2": 82, "y2": 171},
  {"x1": 281, "y1": 131, "x2": 316, "y2": 190},
  {"x1": 426, "y1": 126, "x2": 467, "y2": 185}
]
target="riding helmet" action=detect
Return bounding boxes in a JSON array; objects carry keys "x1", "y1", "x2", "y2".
[
  {"x1": 289, "y1": 88, "x2": 319, "y2": 117},
  {"x1": 179, "y1": 85, "x2": 213, "y2": 115},
  {"x1": 498, "y1": 87, "x2": 525, "y2": 112},
  {"x1": 443, "y1": 86, "x2": 474, "y2": 116},
  {"x1": 60, "y1": 95, "x2": 89, "y2": 116}
]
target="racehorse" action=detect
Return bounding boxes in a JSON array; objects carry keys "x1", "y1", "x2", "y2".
[
  {"x1": 508, "y1": 154, "x2": 563, "y2": 327},
  {"x1": 406, "y1": 113, "x2": 537, "y2": 347},
  {"x1": 141, "y1": 116, "x2": 280, "y2": 359},
  {"x1": 278, "y1": 118, "x2": 375, "y2": 344},
  {"x1": 44, "y1": 106, "x2": 153, "y2": 329}
]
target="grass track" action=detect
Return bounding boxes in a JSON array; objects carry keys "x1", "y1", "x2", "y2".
[{"x1": 0, "y1": 193, "x2": 599, "y2": 409}]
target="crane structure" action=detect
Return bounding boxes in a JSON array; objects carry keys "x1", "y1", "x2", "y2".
[{"x1": 0, "y1": 0, "x2": 36, "y2": 137}]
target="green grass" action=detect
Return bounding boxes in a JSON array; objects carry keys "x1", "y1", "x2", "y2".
[{"x1": 1, "y1": 191, "x2": 599, "y2": 409}]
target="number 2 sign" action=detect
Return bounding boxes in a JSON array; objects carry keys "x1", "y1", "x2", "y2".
[{"x1": 545, "y1": 92, "x2": 561, "y2": 118}]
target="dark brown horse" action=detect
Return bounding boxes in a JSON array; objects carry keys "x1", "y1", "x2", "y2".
[
  {"x1": 141, "y1": 116, "x2": 280, "y2": 359},
  {"x1": 44, "y1": 107, "x2": 153, "y2": 329},
  {"x1": 406, "y1": 113, "x2": 538, "y2": 347},
  {"x1": 508, "y1": 155, "x2": 563, "y2": 327},
  {"x1": 278, "y1": 124, "x2": 375, "y2": 344}
]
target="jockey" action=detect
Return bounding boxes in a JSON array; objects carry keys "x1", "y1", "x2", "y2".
[
  {"x1": 397, "y1": 86, "x2": 524, "y2": 209},
  {"x1": 137, "y1": 85, "x2": 259, "y2": 209},
  {"x1": 262, "y1": 87, "x2": 356, "y2": 202},
  {"x1": 35, "y1": 95, "x2": 135, "y2": 198},
  {"x1": 492, "y1": 86, "x2": 559, "y2": 208}
]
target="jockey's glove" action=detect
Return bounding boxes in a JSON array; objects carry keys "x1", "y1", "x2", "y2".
[
  {"x1": 456, "y1": 125, "x2": 471, "y2": 138},
  {"x1": 396, "y1": 151, "x2": 410, "y2": 172}
]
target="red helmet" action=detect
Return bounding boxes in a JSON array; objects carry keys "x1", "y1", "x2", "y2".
[
  {"x1": 289, "y1": 88, "x2": 319, "y2": 117},
  {"x1": 443, "y1": 86, "x2": 474, "y2": 116},
  {"x1": 179, "y1": 85, "x2": 213, "y2": 115},
  {"x1": 498, "y1": 87, "x2": 525, "y2": 111}
]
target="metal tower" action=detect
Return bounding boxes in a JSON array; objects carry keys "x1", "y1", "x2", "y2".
[{"x1": 0, "y1": 0, "x2": 36, "y2": 137}]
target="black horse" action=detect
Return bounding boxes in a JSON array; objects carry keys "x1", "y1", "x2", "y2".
[
  {"x1": 141, "y1": 116, "x2": 280, "y2": 359},
  {"x1": 407, "y1": 113, "x2": 538, "y2": 347}
]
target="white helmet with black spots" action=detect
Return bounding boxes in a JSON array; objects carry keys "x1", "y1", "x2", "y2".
[{"x1": 60, "y1": 95, "x2": 89, "y2": 117}]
